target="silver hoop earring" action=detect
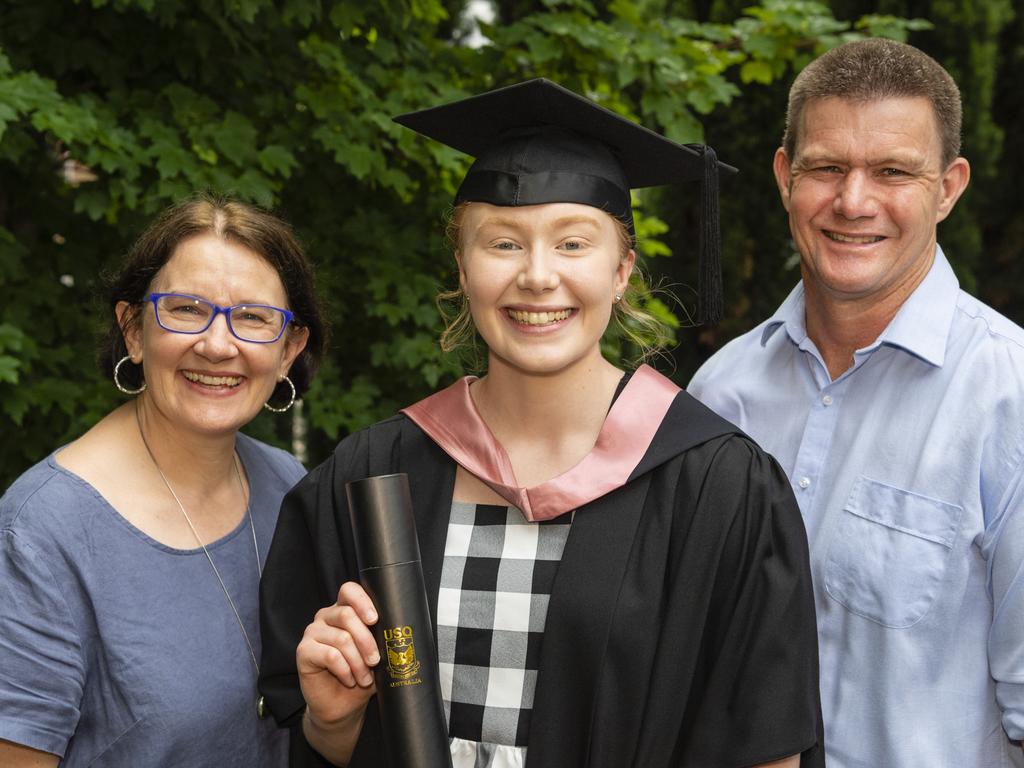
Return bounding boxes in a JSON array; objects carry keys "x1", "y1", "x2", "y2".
[
  {"x1": 264, "y1": 375, "x2": 296, "y2": 413},
  {"x1": 113, "y1": 355, "x2": 146, "y2": 395},
  {"x1": 614, "y1": 293, "x2": 623, "y2": 303}
]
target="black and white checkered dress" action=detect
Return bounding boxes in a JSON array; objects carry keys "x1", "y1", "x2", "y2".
[{"x1": 437, "y1": 501, "x2": 572, "y2": 768}]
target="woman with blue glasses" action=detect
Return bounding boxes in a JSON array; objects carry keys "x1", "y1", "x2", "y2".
[{"x1": 0, "y1": 194, "x2": 327, "y2": 767}]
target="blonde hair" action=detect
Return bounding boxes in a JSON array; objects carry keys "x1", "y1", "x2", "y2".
[{"x1": 439, "y1": 203, "x2": 675, "y2": 369}]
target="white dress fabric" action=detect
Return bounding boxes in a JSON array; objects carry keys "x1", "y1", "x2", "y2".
[{"x1": 436, "y1": 501, "x2": 571, "y2": 768}]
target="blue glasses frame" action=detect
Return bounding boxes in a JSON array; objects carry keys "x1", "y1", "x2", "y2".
[{"x1": 144, "y1": 292, "x2": 295, "y2": 344}]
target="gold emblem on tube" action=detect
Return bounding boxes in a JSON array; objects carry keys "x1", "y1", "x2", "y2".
[{"x1": 384, "y1": 625, "x2": 422, "y2": 685}]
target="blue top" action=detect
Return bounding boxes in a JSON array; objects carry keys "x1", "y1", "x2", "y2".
[
  {"x1": 690, "y1": 247, "x2": 1024, "y2": 768},
  {"x1": 0, "y1": 433, "x2": 304, "y2": 767}
]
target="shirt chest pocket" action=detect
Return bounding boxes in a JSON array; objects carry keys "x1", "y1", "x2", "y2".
[{"x1": 824, "y1": 476, "x2": 963, "y2": 628}]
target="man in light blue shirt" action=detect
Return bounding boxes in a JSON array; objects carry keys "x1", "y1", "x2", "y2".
[{"x1": 690, "y1": 39, "x2": 1024, "y2": 768}]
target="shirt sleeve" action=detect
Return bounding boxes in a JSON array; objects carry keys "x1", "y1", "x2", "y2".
[
  {"x1": 987, "y1": 450, "x2": 1024, "y2": 741},
  {"x1": 687, "y1": 355, "x2": 748, "y2": 428},
  {"x1": 0, "y1": 528, "x2": 86, "y2": 756},
  {"x1": 681, "y1": 437, "x2": 824, "y2": 767}
]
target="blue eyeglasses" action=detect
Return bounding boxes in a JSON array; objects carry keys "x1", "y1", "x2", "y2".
[{"x1": 144, "y1": 293, "x2": 295, "y2": 344}]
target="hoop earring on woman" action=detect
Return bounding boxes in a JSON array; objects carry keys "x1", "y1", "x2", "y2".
[
  {"x1": 264, "y1": 376, "x2": 296, "y2": 413},
  {"x1": 113, "y1": 355, "x2": 146, "y2": 395},
  {"x1": 614, "y1": 293, "x2": 623, "y2": 303}
]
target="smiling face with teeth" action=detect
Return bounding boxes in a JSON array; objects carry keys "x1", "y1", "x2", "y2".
[
  {"x1": 773, "y1": 97, "x2": 970, "y2": 310},
  {"x1": 456, "y1": 202, "x2": 634, "y2": 377},
  {"x1": 118, "y1": 233, "x2": 308, "y2": 438}
]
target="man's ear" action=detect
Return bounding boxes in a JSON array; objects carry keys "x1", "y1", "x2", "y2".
[
  {"x1": 936, "y1": 157, "x2": 970, "y2": 224},
  {"x1": 772, "y1": 147, "x2": 794, "y2": 212}
]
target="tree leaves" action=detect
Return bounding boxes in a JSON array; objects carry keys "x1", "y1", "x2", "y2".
[{"x1": 0, "y1": 0, "x2": 928, "y2": 486}]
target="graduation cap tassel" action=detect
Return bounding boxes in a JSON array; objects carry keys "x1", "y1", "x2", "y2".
[{"x1": 698, "y1": 145, "x2": 723, "y2": 326}]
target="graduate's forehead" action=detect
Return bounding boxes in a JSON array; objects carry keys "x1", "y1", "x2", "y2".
[{"x1": 462, "y1": 202, "x2": 616, "y2": 234}]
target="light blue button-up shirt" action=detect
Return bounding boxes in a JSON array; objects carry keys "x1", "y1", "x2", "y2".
[{"x1": 690, "y1": 247, "x2": 1024, "y2": 768}]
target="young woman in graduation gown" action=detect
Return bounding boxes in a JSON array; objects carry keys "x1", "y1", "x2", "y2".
[{"x1": 258, "y1": 80, "x2": 825, "y2": 768}]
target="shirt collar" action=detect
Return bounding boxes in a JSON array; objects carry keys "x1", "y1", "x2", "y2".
[
  {"x1": 761, "y1": 282, "x2": 807, "y2": 347},
  {"x1": 760, "y1": 245, "x2": 959, "y2": 368},
  {"x1": 873, "y1": 245, "x2": 959, "y2": 367}
]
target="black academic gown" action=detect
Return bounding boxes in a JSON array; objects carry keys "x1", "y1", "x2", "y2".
[{"x1": 259, "y1": 390, "x2": 825, "y2": 767}]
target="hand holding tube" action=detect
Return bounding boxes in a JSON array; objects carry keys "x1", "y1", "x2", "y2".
[{"x1": 296, "y1": 582, "x2": 380, "y2": 765}]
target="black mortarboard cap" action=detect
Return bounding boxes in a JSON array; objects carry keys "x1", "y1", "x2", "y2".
[{"x1": 393, "y1": 78, "x2": 735, "y2": 324}]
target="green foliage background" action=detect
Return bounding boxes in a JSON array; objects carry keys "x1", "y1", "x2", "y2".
[{"x1": 0, "y1": 0, "x2": 1017, "y2": 488}]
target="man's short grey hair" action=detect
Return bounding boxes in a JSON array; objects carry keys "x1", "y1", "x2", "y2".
[{"x1": 782, "y1": 38, "x2": 962, "y2": 168}]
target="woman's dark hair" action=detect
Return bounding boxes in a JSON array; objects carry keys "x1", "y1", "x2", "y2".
[{"x1": 98, "y1": 193, "x2": 328, "y2": 401}]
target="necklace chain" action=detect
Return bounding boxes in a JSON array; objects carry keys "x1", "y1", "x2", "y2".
[{"x1": 135, "y1": 402, "x2": 261, "y2": 676}]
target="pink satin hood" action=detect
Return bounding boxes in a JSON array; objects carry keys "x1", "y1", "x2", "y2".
[{"x1": 400, "y1": 365, "x2": 680, "y2": 521}]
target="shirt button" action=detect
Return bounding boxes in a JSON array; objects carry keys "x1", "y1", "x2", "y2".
[
  {"x1": 798, "y1": 477, "x2": 811, "y2": 489},
  {"x1": 822, "y1": 394, "x2": 834, "y2": 406}
]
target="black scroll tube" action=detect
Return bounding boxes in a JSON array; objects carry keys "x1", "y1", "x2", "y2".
[{"x1": 346, "y1": 473, "x2": 453, "y2": 768}]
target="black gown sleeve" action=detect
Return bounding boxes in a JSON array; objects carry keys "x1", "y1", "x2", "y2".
[
  {"x1": 678, "y1": 437, "x2": 824, "y2": 767},
  {"x1": 258, "y1": 429, "x2": 372, "y2": 766},
  {"x1": 259, "y1": 416, "x2": 437, "y2": 767}
]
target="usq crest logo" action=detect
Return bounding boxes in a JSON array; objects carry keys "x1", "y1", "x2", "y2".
[{"x1": 384, "y1": 625, "x2": 421, "y2": 681}]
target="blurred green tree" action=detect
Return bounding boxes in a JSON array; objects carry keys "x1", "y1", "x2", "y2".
[{"x1": 0, "y1": 0, "x2": 927, "y2": 487}]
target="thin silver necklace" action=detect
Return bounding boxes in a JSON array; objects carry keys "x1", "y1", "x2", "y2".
[{"x1": 134, "y1": 402, "x2": 261, "y2": 676}]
